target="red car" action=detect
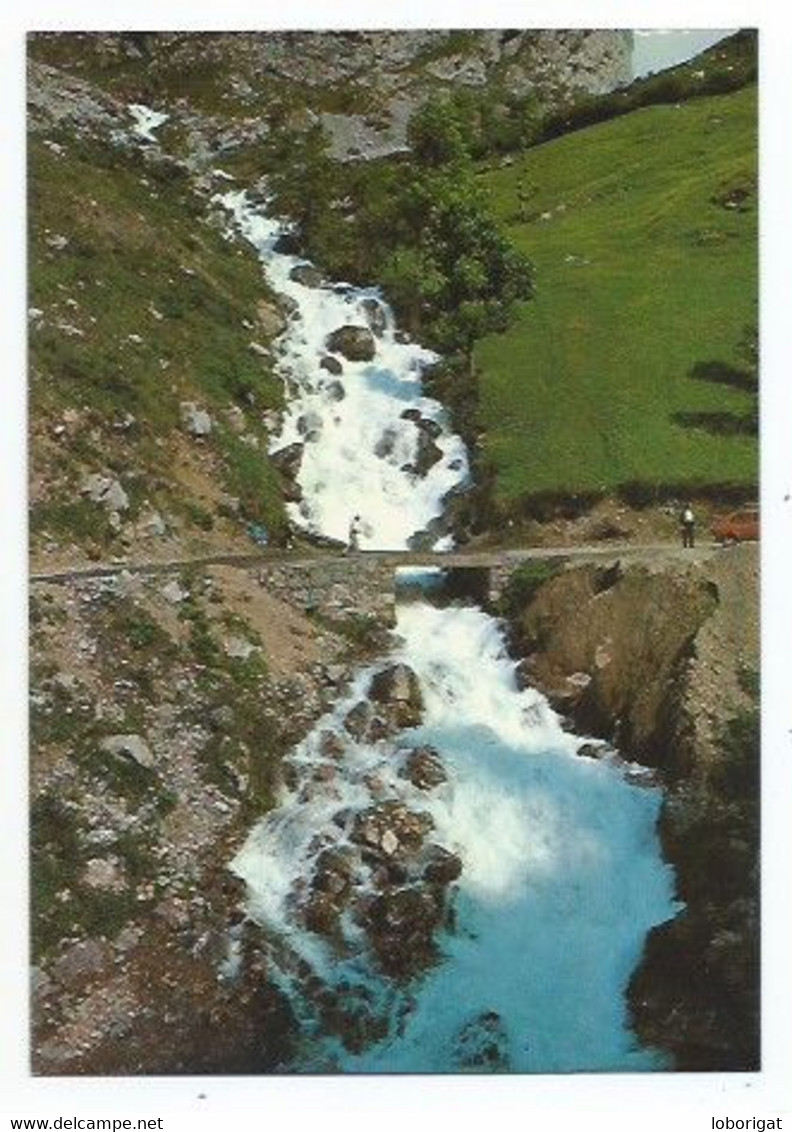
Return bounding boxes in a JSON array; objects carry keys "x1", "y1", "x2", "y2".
[{"x1": 711, "y1": 506, "x2": 760, "y2": 544}]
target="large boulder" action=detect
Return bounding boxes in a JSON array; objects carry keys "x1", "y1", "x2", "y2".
[
  {"x1": 312, "y1": 846, "x2": 357, "y2": 899},
  {"x1": 326, "y1": 325, "x2": 376, "y2": 363},
  {"x1": 364, "y1": 883, "x2": 445, "y2": 977},
  {"x1": 99, "y1": 733, "x2": 155, "y2": 769},
  {"x1": 270, "y1": 442, "x2": 303, "y2": 480},
  {"x1": 80, "y1": 474, "x2": 129, "y2": 512},
  {"x1": 368, "y1": 664, "x2": 424, "y2": 728},
  {"x1": 361, "y1": 297, "x2": 387, "y2": 338},
  {"x1": 351, "y1": 801, "x2": 434, "y2": 862},
  {"x1": 401, "y1": 744, "x2": 447, "y2": 790},
  {"x1": 320, "y1": 354, "x2": 343, "y2": 376},
  {"x1": 373, "y1": 428, "x2": 398, "y2": 460},
  {"x1": 290, "y1": 263, "x2": 323, "y2": 288},
  {"x1": 454, "y1": 1011, "x2": 510, "y2": 1071},
  {"x1": 422, "y1": 844, "x2": 463, "y2": 885},
  {"x1": 410, "y1": 430, "x2": 444, "y2": 477}
]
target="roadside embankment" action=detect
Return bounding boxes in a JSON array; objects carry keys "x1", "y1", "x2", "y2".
[{"x1": 499, "y1": 543, "x2": 760, "y2": 1069}]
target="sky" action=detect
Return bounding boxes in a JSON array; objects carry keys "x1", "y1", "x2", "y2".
[{"x1": 632, "y1": 28, "x2": 736, "y2": 77}]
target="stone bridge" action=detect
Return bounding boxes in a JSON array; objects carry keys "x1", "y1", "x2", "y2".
[{"x1": 31, "y1": 542, "x2": 719, "y2": 628}]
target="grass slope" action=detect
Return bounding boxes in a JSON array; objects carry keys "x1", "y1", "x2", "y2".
[
  {"x1": 29, "y1": 133, "x2": 289, "y2": 554},
  {"x1": 475, "y1": 84, "x2": 757, "y2": 507}
]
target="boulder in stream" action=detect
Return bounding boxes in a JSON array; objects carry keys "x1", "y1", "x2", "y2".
[
  {"x1": 351, "y1": 801, "x2": 434, "y2": 860},
  {"x1": 326, "y1": 325, "x2": 376, "y2": 363},
  {"x1": 364, "y1": 883, "x2": 445, "y2": 977},
  {"x1": 320, "y1": 354, "x2": 343, "y2": 377},
  {"x1": 290, "y1": 263, "x2": 324, "y2": 288},
  {"x1": 401, "y1": 744, "x2": 447, "y2": 790},
  {"x1": 270, "y1": 442, "x2": 303, "y2": 480}
]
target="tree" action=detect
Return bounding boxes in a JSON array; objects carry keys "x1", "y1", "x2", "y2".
[{"x1": 407, "y1": 97, "x2": 469, "y2": 168}]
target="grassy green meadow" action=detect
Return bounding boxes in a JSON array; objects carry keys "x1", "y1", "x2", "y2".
[{"x1": 475, "y1": 84, "x2": 758, "y2": 508}]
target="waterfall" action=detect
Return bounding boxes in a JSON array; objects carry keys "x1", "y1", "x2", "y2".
[
  {"x1": 220, "y1": 191, "x2": 470, "y2": 550},
  {"x1": 231, "y1": 594, "x2": 677, "y2": 1073}
]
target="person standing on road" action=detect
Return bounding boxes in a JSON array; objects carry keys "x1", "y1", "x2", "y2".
[
  {"x1": 347, "y1": 514, "x2": 363, "y2": 553},
  {"x1": 680, "y1": 502, "x2": 696, "y2": 548}
]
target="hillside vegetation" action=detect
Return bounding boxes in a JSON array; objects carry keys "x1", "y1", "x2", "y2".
[
  {"x1": 29, "y1": 129, "x2": 290, "y2": 562},
  {"x1": 475, "y1": 82, "x2": 757, "y2": 511}
]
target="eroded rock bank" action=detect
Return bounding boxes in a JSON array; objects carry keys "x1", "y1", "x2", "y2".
[
  {"x1": 29, "y1": 559, "x2": 395, "y2": 1074},
  {"x1": 499, "y1": 544, "x2": 760, "y2": 1069}
]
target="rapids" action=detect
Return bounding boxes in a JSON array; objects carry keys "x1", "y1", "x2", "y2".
[
  {"x1": 231, "y1": 594, "x2": 677, "y2": 1073},
  {"x1": 221, "y1": 191, "x2": 470, "y2": 550}
]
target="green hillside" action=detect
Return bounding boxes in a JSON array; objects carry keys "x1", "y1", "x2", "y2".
[
  {"x1": 29, "y1": 134, "x2": 289, "y2": 558},
  {"x1": 475, "y1": 83, "x2": 757, "y2": 509}
]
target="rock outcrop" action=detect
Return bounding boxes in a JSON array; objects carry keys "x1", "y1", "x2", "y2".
[
  {"x1": 501, "y1": 544, "x2": 760, "y2": 1070},
  {"x1": 325, "y1": 325, "x2": 377, "y2": 363}
]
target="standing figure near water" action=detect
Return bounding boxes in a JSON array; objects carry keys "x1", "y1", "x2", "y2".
[
  {"x1": 347, "y1": 514, "x2": 363, "y2": 553},
  {"x1": 680, "y1": 502, "x2": 696, "y2": 548}
]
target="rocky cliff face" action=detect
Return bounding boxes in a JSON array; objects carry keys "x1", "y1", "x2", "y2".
[
  {"x1": 501, "y1": 544, "x2": 760, "y2": 1070},
  {"x1": 29, "y1": 559, "x2": 394, "y2": 1074},
  {"x1": 30, "y1": 30, "x2": 633, "y2": 162}
]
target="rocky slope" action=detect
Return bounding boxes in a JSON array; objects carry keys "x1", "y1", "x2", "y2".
[
  {"x1": 499, "y1": 543, "x2": 760, "y2": 1069},
  {"x1": 29, "y1": 559, "x2": 393, "y2": 1073},
  {"x1": 27, "y1": 30, "x2": 632, "y2": 570},
  {"x1": 30, "y1": 31, "x2": 632, "y2": 162}
]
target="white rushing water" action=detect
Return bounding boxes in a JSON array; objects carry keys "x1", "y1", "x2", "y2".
[
  {"x1": 128, "y1": 103, "x2": 170, "y2": 142},
  {"x1": 232, "y1": 598, "x2": 677, "y2": 1073},
  {"x1": 221, "y1": 191, "x2": 470, "y2": 550}
]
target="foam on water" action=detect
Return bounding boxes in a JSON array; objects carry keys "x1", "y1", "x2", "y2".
[
  {"x1": 232, "y1": 601, "x2": 677, "y2": 1073},
  {"x1": 128, "y1": 103, "x2": 169, "y2": 142},
  {"x1": 220, "y1": 191, "x2": 470, "y2": 550}
]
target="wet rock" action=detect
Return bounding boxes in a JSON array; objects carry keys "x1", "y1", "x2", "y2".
[
  {"x1": 401, "y1": 744, "x2": 447, "y2": 790},
  {"x1": 368, "y1": 663, "x2": 424, "y2": 728},
  {"x1": 290, "y1": 263, "x2": 323, "y2": 288},
  {"x1": 410, "y1": 431, "x2": 444, "y2": 477},
  {"x1": 455, "y1": 1010, "x2": 510, "y2": 1070},
  {"x1": 318, "y1": 730, "x2": 346, "y2": 759},
  {"x1": 400, "y1": 408, "x2": 422, "y2": 423},
  {"x1": 270, "y1": 442, "x2": 303, "y2": 480},
  {"x1": 80, "y1": 474, "x2": 129, "y2": 512},
  {"x1": 136, "y1": 510, "x2": 167, "y2": 538},
  {"x1": 343, "y1": 700, "x2": 375, "y2": 741},
  {"x1": 282, "y1": 481, "x2": 304, "y2": 504},
  {"x1": 320, "y1": 355, "x2": 343, "y2": 376},
  {"x1": 296, "y1": 411, "x2": 323, "y2": 441},
  {"x1": 361, "y1": 297, "x2": 387, "y2": 337},
  {"x1": 374, "y1": 428, "x2": 398, "y2": 460},
  {"x1": 324, "y1": 380, "x2": 346, "y2": 403},
  {"x1": 180, "y1": 401, "x2": 212, "y2": 437},
  {"x1": 313, "y1": 846, "x2": 357, "y2": 899},
  {"x1": 302, "y1": 891, "x2": 341, "y2": 936},
  {"x1": 576, "y1": 740, "x2": 613, "y2": 761},
  {"x1": 99, "y1": 733, "x2": 155, "y2": 769},
  {"x1": 422, "y1": 844, "x2": 463, "y2": 885},
  {"x1": 161, "y1": 579, "x2": 188, "y2": 604},
  {"x1": 416, "y1": 416, "x2": 443, "y2": 440},
  {"x1": 365, "y1": 883, "x2": 444, "y2": 977},
  {"x1": 326, "y1": 325, "x2": 376, "y2": 363},
  {"x1": 272, "y1": 232, "x2": 301, "y2": 256}
]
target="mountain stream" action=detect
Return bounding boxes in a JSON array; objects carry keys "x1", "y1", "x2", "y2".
[{"x1": 231, "y1": 576, "x2": 676, "y2": 1072}]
